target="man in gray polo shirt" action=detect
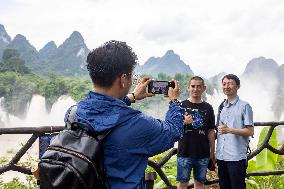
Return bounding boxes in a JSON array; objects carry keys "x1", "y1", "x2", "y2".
[{"x1": 216, "y1": 74, "x2": 254, "y2": 189}]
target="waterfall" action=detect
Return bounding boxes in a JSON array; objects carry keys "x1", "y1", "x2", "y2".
[
  {"x1": 206, "y1": 78, "x2": 282, "y2": 149},
  {"x1": 0, "y1": 95, "x2": 76, "y2": 127}
]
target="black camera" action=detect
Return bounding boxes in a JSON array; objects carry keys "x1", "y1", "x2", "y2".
[{"x1": 148, "y1": 81, "x2": 175, "y2": 95}]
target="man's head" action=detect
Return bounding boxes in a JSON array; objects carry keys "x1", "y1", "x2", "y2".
[
  {"x1": 86, "y1": 40, "x2": 138, "y2": 89},
  {"x1": 188, "y1": 76, "x2": 206, "y2": 98},
  {"x1": 221, "y1": 74, "x2": 240, "y2": 97}
]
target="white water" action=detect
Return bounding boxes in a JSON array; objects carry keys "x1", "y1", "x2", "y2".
[
  {"x1": 0, "y1": 95, "x2": 76, "y2": 183},
  {"x1": 206, "y1": 77, "x2": 284, "y2": 150},
  {"x1": 0, "y1": 87, "x2": 283, "y2": 182},
  {"x1": 0, "y1": 95, "x2": 76, "y2": 127}
]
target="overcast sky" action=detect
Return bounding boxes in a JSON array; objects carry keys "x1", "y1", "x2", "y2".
[{"x1": 1, "y1": 0, "x2": 284, "y2": 77}]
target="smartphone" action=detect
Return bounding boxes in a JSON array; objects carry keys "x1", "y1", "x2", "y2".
[{"x1": 148, "y1": 81, "x2": 175, "y2": 95}]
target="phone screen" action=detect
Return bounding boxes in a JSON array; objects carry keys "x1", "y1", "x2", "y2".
[{"x1": 148, "y1": 81, "x2": 174, "y2": 95}]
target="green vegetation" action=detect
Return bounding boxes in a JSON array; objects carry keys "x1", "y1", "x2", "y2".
[
  {"x1": 246, "y1": 127, "x2": 284, "y2": 189},
  {"x1": 1, "y1": 50, "x2": 284, "y2": 188},
  {"x1": 0, "y1": 49, "x2": 31, "y2": 75},
  {"x1": 0, "y1": 149, "x2": 39, "y2": 188},
  {"x1": 143, "y1": 127, "x2": 284, "y2": 189},
  {"x1": 0, "y1": 53, "x2": 196, "y2": 117},
  {"x1": 0, "y1": 71, "x2": 92, "y2": 116},
  {"x1": 0, "y1": 176, "x2": 38, "y2": 189},
  {"x1": 146, "y1": 150, "x2": 178, "y2": 188}
]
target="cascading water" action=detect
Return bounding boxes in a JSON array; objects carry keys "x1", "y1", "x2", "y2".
[
  {"x1": 0, "y1": 95, "x2": 77, "y2": 183},
  {"x1": 0, "y1": 86, "x2": 283, "y2": 182},
  {"x1": 0, "y1": 95, "x2": 76, "y2": 127},
  {"x1": 206, "y1": 77, "x2": 284, "y2": 150}
]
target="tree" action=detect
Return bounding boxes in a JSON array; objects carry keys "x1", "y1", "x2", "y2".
[
  {"x1": 2, "y1": 48, "x2": 20, "y2": 61},
  {"x1": 0, "y1": 49, "x2": 31, "y2": 74}
]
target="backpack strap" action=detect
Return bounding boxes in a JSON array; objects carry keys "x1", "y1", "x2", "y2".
[
  {"x1": 66, "y1": 105, "x2": 112, "y2": 141},
  {"x1": 215, "y1": 99, "x2": 226, "y2": 139},
  {"x1": 216, "y1": 99, "x2": 226, "y2": 126},
  {"x1": 66, "y1": 105, "x2": 78, "y2": 130}
]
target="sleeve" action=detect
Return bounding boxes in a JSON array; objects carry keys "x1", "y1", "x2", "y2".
[
  {"x1": 243, "y1": 104, "x2": 254, "y2": 126},
  {"x1": 134, "y1": 102, "x2": 185, "y2": 156},
  {"x1": 122, "y1": 96, "x2": 131, "y2": 106}
]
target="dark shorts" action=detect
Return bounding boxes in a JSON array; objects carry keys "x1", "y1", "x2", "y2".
[
  {"x1": 176, "y1": 157, "x2": 209, "y2": 183},
  {"x1": 217, "y1": 159, "x2": 247, "y2": 189}
]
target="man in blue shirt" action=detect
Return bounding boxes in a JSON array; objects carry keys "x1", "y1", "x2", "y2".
[
  {"x1": 216, "y1": 74, "x2": 254, "y2": 189},
  {"x1": 68, "y1": 40, "x2": 187, "y2": 189}
]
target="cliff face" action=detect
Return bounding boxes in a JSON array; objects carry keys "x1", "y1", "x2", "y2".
[{"x1": 138, "y1": 50, "x2": 193, "y2": 76}]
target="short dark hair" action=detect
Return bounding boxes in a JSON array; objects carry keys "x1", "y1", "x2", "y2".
[
  {"x1": 222, "y1": 74, "x2": 240, "y2": 86},
  {"x1": 86, "y1": 40, "x2": 138, "y2": 87},
  {"x1": 189, "y1": 76, "x2": 205, "y2": 85}
]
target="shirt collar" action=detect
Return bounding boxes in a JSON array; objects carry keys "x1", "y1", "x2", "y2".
[{"x1": 224, "y1": 95, "x2": 239, "y2": 106}]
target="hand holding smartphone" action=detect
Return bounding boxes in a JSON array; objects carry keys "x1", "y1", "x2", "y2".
[{"x1": 147, "y1": 81, "x2": 175, "y2": 95}]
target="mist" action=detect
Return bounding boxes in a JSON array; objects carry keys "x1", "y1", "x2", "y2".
[
  {"x1": 0, "y1": 76, "x2": 283, "y2": 150},
  {"x1": 0, "y1": 95, "x2": 76, "y2": 127}
]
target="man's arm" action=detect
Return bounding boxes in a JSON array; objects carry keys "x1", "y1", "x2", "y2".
[
  {"x1": 227, "y1": 126, "x2": 254, "y2": 136},
  {"x1": 133, "y1": 80, "x2": 185, "y2": 156},
  {"x1": 218, "y1": 124, "x2": 254, "y2": 137},
  {"x1": 208, "y1": 129, "x2": 216, "y2": 161},
  {"x1": 123, "y1": 77, "x2": 154, "y2": 105},
  {"x1": 129, "y1": 77, "x2": 155, "y2": 101},
  {"x1": 208, "y1": 106, "x2": 216, "y2": 162},
  {"x1": 218, "y1": 103, "x2": 254, "y2": 137}
]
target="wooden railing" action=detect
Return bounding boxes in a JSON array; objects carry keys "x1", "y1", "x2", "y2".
[
  {"x1": 148, "y1": 122, "x2": 284, "y2": 188},
  {"x1": 0, "y1": 122, "x2": 284, "y2": 188}
]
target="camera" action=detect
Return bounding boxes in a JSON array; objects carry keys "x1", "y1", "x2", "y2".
[{"x1": 148, "y1": 81, "x2": 175, "y2": 95}]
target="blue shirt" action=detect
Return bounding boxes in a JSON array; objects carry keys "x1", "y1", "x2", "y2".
[
  {"x1": 216, "y1": 96, "x2": 253, "y2": 161},
  {"x1": 67, "y1": 91, "x2": 185, "y2": 189}
]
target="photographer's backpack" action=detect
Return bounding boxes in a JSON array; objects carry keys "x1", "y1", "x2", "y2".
[{"x1": 38, "y1": 105, "x2": 111, "y2": 189}]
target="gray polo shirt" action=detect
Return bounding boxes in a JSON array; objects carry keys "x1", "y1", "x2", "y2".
[{"x1": 216, "y1": 96, "x2": 253, "y2": 161}]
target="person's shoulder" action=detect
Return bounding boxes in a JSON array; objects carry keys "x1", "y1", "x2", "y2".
[
  {"x1": 181, "y1": 99, "x2": 189, "y2": 104},
  {"x1": 181, "y1": 99, "x2": 190, "y2": 107},
  {"x1": 237, "y1": 98, "x2": 253, "y2": 112},
  {"x1": 202, "y1": 101, "x2": 214, "y2": 109},
  {"x1": 238, "y1": 98, "x2": 251, "y2": 106}
]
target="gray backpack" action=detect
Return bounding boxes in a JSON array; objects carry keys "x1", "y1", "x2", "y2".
[{"x1": 39, "y1": 105, "x2": 111, "y2": 189}]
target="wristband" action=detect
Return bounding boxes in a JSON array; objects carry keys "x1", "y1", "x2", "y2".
[
  {"x1": 169, "y1": 99, "x2": 181, "y2": 105},
  {"x1": 131, "y1": 93, "x2": 136, "y2": 103},
  {"x1": 123, "y1": 96, "x2": 131, "y2": 106}
]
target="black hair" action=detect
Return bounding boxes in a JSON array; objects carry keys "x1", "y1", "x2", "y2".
[
  {"x1": 189, "y1": 76, "x2": 205, "y2": 85},
  {"x1": 86, "y1": 40, "x2": 138, "y2": 87},
  {"x1": 222, "y1": 74, "x2": 240, "y2": 86}
]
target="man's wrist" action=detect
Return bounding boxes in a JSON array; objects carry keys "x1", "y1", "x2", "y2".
[
  {"x1": 131, "y1": 92, "x2": 136, "y2": 103},
  {"x1": 228, "y1": 128, "x2": 233, "y2": 134},
  {"x1": 169, "y1": 99, "x2": 181, "y2": 105},
  {"x1": 126, "y1": 93, "x2": 136, "y2": 103}
]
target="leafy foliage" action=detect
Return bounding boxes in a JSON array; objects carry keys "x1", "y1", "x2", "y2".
[
  {"x1": 246, "y1": 127, "x2": 284, "y2": 189},
  {"x1": 256, "y1": 127, "x2": 278, "y2": 171},
  {"x1": 0, "y1": 49, "x2": 30, "y2": 74},
  {"x1": 0, "y1": 71, "x2": 92, "y2": 116}
]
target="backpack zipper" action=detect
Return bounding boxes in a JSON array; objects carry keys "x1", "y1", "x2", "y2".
[{"x1": 47, "y1": 146, "x2": 99, "y2": 177}]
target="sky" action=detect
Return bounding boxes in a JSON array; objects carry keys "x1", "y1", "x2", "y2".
[{"x1": 1, "y1": 0, "x2": 284, "y2": 78}]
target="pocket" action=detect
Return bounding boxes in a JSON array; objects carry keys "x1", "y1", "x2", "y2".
[{"x1": 177, "y1": 157, "x2": 187, "y2": 167}]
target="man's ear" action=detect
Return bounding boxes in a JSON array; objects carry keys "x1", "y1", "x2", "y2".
[
  {"x1": 120, "y1": 74, "x2": 127, "y2": 88},
  {"x1": 187, "y1": 84, "x2": 190, "y2": 91}
]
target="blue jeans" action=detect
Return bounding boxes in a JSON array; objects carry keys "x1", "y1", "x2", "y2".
[
  {"x1": 176, "y1": 157, "x2": 209, "y2": 183},
  {"x1": 217, "y1": 159, "x2": 247, "y2": 189}
]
